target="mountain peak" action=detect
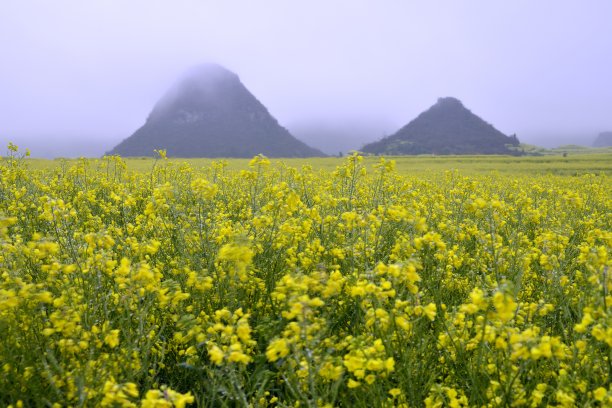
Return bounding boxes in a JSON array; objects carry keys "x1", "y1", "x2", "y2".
[
  {"x1": 178, "y1": 64, "x2": 239, "y2": 88},
  {"x1": 435, "y1": 96, "x2": 464, "y2": 108},
  {"x1": 362, "y1": 98, "x2": 520, "y2": 155},
  {"x1": 108, "y1": 64, "x2": 324, "y2": 158},
  {"x1": 146, "y1": 64, "x2": 243, "y2": 124}
]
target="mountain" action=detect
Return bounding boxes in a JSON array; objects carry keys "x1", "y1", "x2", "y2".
[
  {"x1": 108, "y1": 64, "x2": 324, "y2": 158},
  {"x1": 593, "y1": 131, "x2": 612, "y2": 147},
  {"x1": 361, "y1": 97, "x2": 520, "y2": 155}
]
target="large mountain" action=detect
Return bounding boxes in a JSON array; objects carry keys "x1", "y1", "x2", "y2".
[
  {"x1": 593, "y1": 131, "x2": 612, "y2": 147},
  {"x1": 109, "y1": 64, "x2": 324, "y2": 158},
  {"x1": 361, "y1": 97, "x2": 520, "y2": 155}
]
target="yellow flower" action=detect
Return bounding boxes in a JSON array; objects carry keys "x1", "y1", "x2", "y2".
[
  {"x1": 104, "y1": 330, "x2": 120, "y2": 348},
  {"x1": 154, "y1": 149, "x2": 167, "y2": 159},
  {"x1": 266, "y1": 338, "x2": 290, "y2": 362},
  {"x1": 574, "y1": 312, "x2": 593, "y2": 333},
  {"x1": 343, "y1": 354, "x2": 366, "y2": 372},
  {"x1": 492, "y1": 291, "x2": 517, "y2": 323},
  {"x1": 208, "y1": 345, "x2": 224, "y2": 365},
  {"x1": 424, "y1": 303, "x2": 437, "y2": 321},
  {"x1": 141, "y1": 386, "x2": 194, "y2": 408},
  {"x1": 384, "y1": 357, "x2": 395, "y2": 372},
  {"x1": 389, "y1": 388, "x2": 402, "y2": 398},
  {"x1": 593, "y1": 387, "x2": 607, "y2": 402}
]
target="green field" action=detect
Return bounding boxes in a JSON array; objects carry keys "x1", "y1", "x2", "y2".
[{"x1": 21, "y1": 152, "x2": 612, "y2": 176}]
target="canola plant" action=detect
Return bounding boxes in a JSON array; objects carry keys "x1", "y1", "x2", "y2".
[{"x1": 0, "y1": 147, "x2": 610, "y2": 407}]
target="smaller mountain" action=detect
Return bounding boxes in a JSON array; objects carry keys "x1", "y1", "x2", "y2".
[
  {"x1": 361, "y1": 97, "x2": 520, "y2": 155},
  {"x1": 593, "y1": 131, "x2": 612, "y2": 147},
  {"x1": 109, "y1": 64, "x2": 324, "y2": 158}
]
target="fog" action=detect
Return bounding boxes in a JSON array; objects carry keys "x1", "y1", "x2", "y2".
[{"x1": 1, "y1": 1, "x2": 611, "y2": 157}]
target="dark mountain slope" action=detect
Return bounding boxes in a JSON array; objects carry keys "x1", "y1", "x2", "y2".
[
  {"x1": 362, "y1": 97, "x2": 520, "y2": 155},
  {"x1": 593, "y1": 131, "x2": 612, "y2": 147},
  {"x1": 109, "y1": 64, "x2": 324, "y2": 158}
]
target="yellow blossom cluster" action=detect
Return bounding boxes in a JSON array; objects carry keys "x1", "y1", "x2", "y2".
[{"x1": 0, "y1": 148, "x2": 610, "y2": 406}]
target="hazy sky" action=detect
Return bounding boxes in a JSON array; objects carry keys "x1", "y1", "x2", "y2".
[{"x1": 1, "y1": 1, "x2": 611, "y2": 156}]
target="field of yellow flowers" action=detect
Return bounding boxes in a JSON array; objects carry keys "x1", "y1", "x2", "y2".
[{"x1": 1, "y1": 147, "x2": 610, "y2": 407}]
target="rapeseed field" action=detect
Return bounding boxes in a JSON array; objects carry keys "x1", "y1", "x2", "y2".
[{"x1": 1, "y1": 146, "x2": 610, "y2": 407}]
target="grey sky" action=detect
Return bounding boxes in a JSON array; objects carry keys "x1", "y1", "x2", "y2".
[{"x1": 1, "y1": 0, "x2": 611, "y2": 156}]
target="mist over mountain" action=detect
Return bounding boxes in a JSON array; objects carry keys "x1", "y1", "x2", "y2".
[
  {"x1": 593, "y1": 131, "x2": 612, "y2": 147},
  {"x1": 288, "y1": 118, "x2": 397, "y2": 156},
  {"x1": 0, "y1": 134, "x2": 109, "y2": 158},
  {"x1": 1, "y1": 2, "x2": 611, "y2": 158},
  {"x1": 362, "y1": 97, "x2": 520, "y2": 155},
  {"x1": 108, "y1": 64, "x2": 324, "y2": 158},
  {"x1": 520, "y1": 134, "x2": 596, "y2": 149}
]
